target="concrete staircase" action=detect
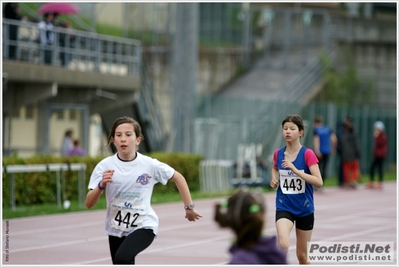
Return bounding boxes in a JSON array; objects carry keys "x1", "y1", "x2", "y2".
[
  {"x1": 195, "y1": 45, "x2": 329, "y2": 161},
  {"x1": 219, "y1": 46, "x2": 326, "y2": 102}
]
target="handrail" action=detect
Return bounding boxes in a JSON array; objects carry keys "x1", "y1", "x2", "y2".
[
  {"x1": 275, "y1": 46, "x2": 334, "y2": 103},
  {"x1": 3, "y1": 163, "x2": 87, "y2": 210},
  {"x1": 2, "y1": 18, "x2": 141, "y2": 76}
]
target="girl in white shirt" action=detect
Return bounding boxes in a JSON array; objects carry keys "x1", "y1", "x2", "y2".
[{"x1": 86, "y1": 116, "x2": 202, "y2": 264}]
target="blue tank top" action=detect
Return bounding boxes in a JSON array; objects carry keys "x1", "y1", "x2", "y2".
[
  {"x1": 314, "y1": 125, "x2": 333, "y2": 154},
  {"x1": 275, "y1": 146, "x2": 315, "y2": 217}
]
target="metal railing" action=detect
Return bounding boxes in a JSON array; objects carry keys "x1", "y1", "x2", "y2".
[
  {"x1": 3, "y1": 163, "x2": 86, "y2": 210},
  {"x1": 3, "y1": 18, "x2": 141, "y2": 76}
]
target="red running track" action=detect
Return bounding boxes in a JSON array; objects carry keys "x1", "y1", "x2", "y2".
[{"x1": 2, "y1": 181, "x2": 397, "y2": 265}]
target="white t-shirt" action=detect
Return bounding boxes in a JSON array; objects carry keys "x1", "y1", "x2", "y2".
[
  {"x1": 38, "y1": 20, "x2": 54, "y2": 45},
  {"x1": 88, "y1": 152, "x2": 175, "y2": 237}
]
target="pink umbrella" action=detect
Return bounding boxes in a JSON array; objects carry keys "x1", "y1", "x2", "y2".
[{"x1": 38, "y1": 3, "x2": 80, "y2": 15}]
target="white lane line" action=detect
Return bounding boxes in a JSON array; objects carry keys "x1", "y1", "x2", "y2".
[
  {"x1": 2, "y1": 220, "x2": 217, "y2": 255},
  {"x1": 3, "y1": 209, "x2": 215, "y2": 236},
  {"x1": 73, "y1": 222, "x2": 397, "y2": 265},
  {"x1": 3, "y1": 236, "x2": 107, "y2": 253},
  {"x1": 3, "y1": 221, "x2": 103, "y2": 236},
  {"x1": 4, "y1": 205, "x2": 395, "y2": 255},
  {"x1": 73, "y1": 235, "x2": 233, "y2": 265}
]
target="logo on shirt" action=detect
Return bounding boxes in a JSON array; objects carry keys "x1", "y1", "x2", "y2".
[{"x1": 136, "y1": 173, "x2": 151, "y2": 185}]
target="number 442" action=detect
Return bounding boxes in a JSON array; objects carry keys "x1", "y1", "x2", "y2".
[{"x1": 114, "y1": 210, "x2": 139, "y2": 228}]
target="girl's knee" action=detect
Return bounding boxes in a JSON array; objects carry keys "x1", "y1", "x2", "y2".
[
  {"x1": 278, "y1": 237, "x2": 289, "y2": 252},
  {"x1": 296, "y1": 250, "x2": 309, "y2": 264}
]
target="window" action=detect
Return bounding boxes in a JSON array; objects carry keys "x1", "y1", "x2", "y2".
[
  {"x1": 55, "y1": 110, "x2": 64, "y2": 120},
  {"x1": 26, "y1": 106, "x2": 34, "y2": 119},
  {"x1": 12, "y1": 107, "x2": 20, "y2": 118},
  {"x1": 69, "y1": 110, "x2": 77, "y2": 120}
]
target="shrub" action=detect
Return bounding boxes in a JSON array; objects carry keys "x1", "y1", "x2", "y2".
[{"x1": 2, "y1": 153, "x2": 204, "y2": 208}]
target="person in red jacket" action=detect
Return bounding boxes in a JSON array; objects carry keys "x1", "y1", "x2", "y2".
[{"x1": 367, "y1": 121, "x2": 388, "y2": 189}]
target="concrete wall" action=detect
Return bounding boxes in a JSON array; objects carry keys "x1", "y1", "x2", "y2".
[
  {"x1": 143, "y1": 47, "x2": 245, "y2": 136},
  {"x1": 3, "y1": 108, "x2": 82, "y2": 157},
  {"x1": 3, "y1": 108, "x2": 109, "y2": 158}
]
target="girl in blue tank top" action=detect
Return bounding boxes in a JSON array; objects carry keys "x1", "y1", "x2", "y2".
[{"x1": 270, "y1": 114, "x2": 322, "y2": 264}]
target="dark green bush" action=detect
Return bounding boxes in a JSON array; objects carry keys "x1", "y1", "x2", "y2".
[
  {"x1": 148, "y1": 152, "x2": 204, "y2": 194},
  {"x1": 2, "y1": 153, "x2": 204, "y2": 208}
]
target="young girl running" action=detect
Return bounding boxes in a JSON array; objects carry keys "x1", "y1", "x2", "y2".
[
  {"x1": 86, "y1": 116, "x2": 202, "y2": 264},
  {"x1": 269, "y1": 114, "x2": 322, "y2": 264}
]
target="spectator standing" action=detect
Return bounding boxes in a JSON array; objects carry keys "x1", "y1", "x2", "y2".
[
  {"x1": 38, "y1": 12, "x2": 55, "y2": 65},
  {"x1": 313, "y1": 115, "x2": 337, "y2": 183},
  {"x1": 336, "y1": 115, "x2": 353, "y2": 187},
  {"x1": 3, "y1": 3, "x2": 22, "y2": 60},
  {"x1": 67, "y1": 139, "x2": 86, "y2": 156},
  {"x1": 340, "y1": 123, "x2": 361, "y2": 188},
  {"x1": 214, "y1": 188, "x2": 286, "y2": 264},
  {"x1": 61, "y1": 129, "x2": 73, "y2": 156},
  {"x1": 58, "y1": 20, "x2": 74, "y2": 67},
  {"x1": 367, "y1": 121, "x2": 388, "y2": 189}
]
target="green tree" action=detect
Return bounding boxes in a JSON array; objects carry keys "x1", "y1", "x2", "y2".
[{"x1": 319, "y1": 45, "x2": 374, "y2": 105}]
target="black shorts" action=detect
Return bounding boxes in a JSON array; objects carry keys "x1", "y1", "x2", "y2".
[{"x1": 276, "y1": 210, "x2": 314, "y2": 231}]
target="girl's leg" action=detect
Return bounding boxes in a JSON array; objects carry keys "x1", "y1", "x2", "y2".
[
  {"x1": 114, "y1": 229, "x2": 155, "y2": 264},
  {"x1": 295, "y1": 213, "x2": 314, "y2": 264},
  {"x1": 296, "y1": 228, "x2": 313, "y2": 264},
  {"x1": 276, "y1": 218, "x2": 294, "y2": 253},
  {"x1": 108, "y1": 235, "x2": 126, "y2": 264}
]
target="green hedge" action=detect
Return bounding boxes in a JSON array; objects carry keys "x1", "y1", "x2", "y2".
[{"x1": 2, "y1": 153, "x2": 204, "y2": 208}]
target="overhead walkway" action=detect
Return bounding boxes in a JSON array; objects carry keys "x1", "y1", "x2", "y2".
[{"x1": 2, "y1": 19, "x2": 168, "y2": 155}]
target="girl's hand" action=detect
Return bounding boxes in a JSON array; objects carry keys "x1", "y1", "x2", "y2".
[
  {"x1": 185, "y1": 209, "x2": 202, "y2": 221},
  {"x1": 100, "y1": 170, "x2": 114, "y2": 188},
  {"x1": 281, "y1": 160, "x2": 296, "y2": 171},
  {"x1": 270, "y1": 178, "x2": 279, "y2": 189}
]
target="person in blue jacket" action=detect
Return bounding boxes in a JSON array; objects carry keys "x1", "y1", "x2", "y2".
[
  {"x1": 313, "y1": 115, "x2": 337, "y2": 182},
  {"x1": 214, "y1": 188, "x2": 286, "y2": 264},
  {"x1": 270, "y1": 114, "x2": 323, "y2": 264}
]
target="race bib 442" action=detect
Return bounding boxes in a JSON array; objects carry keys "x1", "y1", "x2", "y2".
[
  {"x1": 279, "y1": 169, "x2": 305, "y2": 194},
  {"x1": 110, "y1": 199, "x2": 146, "y2": 232}
]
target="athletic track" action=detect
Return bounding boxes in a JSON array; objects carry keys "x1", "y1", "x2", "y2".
[{"x1": 2, "y1": 181, "x2": 397, "y2": 266}]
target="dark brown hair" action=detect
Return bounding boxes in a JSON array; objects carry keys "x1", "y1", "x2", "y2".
[
  {"x1": 107, "y1": 116, "x2": 144, "y2": 146},
  {"x1": 214, "y1": 188, "x2": 265, "y2": 249},
  {"x1": 313, "y1": 115, "x2": 323, "y2": 124},
  {"x1": 282, "y1": 114, "x2": 305, "y2": 134}
]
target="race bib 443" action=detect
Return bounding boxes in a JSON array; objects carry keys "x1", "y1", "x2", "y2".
[
  {"x1": 110, "y1": 199, "x2": 146, "y2": 232},
  {"x1": 279, "y1": 169, "x2": 305, "y2": 194}
]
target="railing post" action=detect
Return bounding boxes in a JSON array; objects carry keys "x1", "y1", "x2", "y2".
[
  {"x1": 78, "y1": 168, "x2": 85, "y2": 208},
  {"x1": 10, "y1": 173, "x2": 15, "y2": 211},
  {"x1": 56, "y1": 170, "x2": 61, "y2": 209},
  {"x1": 3, "y1": 23, "x2": 10, "y2": 59}
]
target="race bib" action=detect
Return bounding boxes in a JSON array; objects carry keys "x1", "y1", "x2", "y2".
[
  {"x1": 110, "y1": 199, "x2": 146, "y2": 232},
  {"x1": 279, "y1": 169, "x2": 305, "y2": 194}
]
